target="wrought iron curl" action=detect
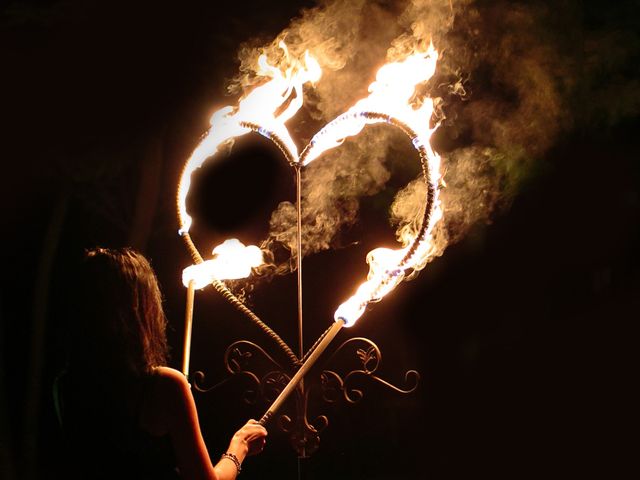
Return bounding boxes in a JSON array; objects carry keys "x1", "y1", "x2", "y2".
[
  {"x1": 219, "y1": 341, "x2": 293, "y2": 405},
  {"x1": 321, "y1": 337, "x2": 420, "y2": 404},
  {"x1": 224, "y1": 340, "x2": 284, "y2": 374},
  {"x1": 278, "y1": 388, "x2": 328, "y2": 456},
  {"x1": 261, "y1": 371, "x2": 291, "y2": 404},
  {"x1": 191, "y1": 370, "x2": 233, "y2": 394}
]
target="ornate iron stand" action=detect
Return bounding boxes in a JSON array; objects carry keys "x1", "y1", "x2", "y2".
[
  {"x1": 192, "y1": 337, "x2": 419, "y2": 457},
  {"x1": 178, "y1": 111, "x2": 435, "y2": 457}
]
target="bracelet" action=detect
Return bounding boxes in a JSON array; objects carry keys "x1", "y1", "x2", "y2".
[{"x1": 221, "y1": 452, "x2": 242, "y2": 475}]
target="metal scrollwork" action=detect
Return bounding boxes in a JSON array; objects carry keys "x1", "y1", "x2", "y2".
[
  {"x1": 278, "y1": 389, "x2": 328, "y2": 457},
  {"x1": 196, "y1": 336, "x2": 419, "y2": 457},
  {"x1": 261, "y1": 371, "x2": 290, "y2": 403},
  {"x1": 321, "y1": 337, "x2": 420, "y2": 404},
  {"x1": 224, "y1": 340, "x2": 284, "y2": 374},
  {"x1": 217, "y1": 341, "x2": 291, "y2": 405},
  {"x1": 192, "y1": 370, "x2": 233, "y2": 393}
]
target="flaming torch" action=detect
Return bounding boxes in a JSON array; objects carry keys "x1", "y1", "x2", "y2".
[
  {"x1": 181, "y1": 240, "x2": 264, "y2": 376},
  {"x1": 260, "y1": 44, "x2": 443, "y2": 425}
]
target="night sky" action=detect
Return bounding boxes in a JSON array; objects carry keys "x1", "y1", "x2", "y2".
[{"x1": 1, "y1": 1, "x2": 638, "y2": 479}]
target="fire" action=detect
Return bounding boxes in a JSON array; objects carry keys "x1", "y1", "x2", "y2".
[
  {"x1": 302, "y1": 43, "x2": 439, "y2": 165},
  {"x1": 177, "y1": 38, "x2": 446, "y2": 427},
  {"x1": 299, "y1": 44, "x2": 443, "y2": 327},
  {"x1": 177, "y1": 42, "x2": 321, "y2": 235},
  {"x1": 182, "y1": 239, "x2": 264, "y2": 288},
  {"x1": 177, "y1": 40, "x2": 443, "y2": 329}
]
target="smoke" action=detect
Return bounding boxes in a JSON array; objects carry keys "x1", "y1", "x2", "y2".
[
  {"x1": 227, "y1": 0, "x2": 640, "y2": 276},
  {"x1": 262, "y1": 127, "x2": 395, "y2": 275},
  {"x1": 391, "y1": 146, "x2": 503, "y2": 257},
  {"x1": 231, "y1": 0, "x2": 404, "y2": 120}
]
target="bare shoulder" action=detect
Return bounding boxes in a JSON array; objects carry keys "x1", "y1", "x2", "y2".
[
  {"x1": 148, "y1": 367, "x2": 200, "y2": 436},
  {"x1": 139, "y1": 367, "x2": 191, "y2": 435},
  {"x1": 152, "y1": 366, "x2": 191, "y2": 396},
  {"x1": 154, "y1": 366, "x2": 188, "y2": 382}
]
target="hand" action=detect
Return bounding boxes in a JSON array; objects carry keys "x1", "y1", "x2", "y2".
[{"x1": 230, "y1": 419, "x2": 268, "y2": 457}]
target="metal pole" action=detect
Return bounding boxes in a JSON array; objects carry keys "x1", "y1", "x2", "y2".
[
  {"x1": 296, "y1": 165, "x2": 304, "y2": 359},
  {"x1": 295, "y1": 164, "x2": 305, "y2": 461}
]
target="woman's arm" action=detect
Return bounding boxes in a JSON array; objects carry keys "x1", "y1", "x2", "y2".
[{"x1": 155, "y1": 367, "x2": 267, "y2": 480}]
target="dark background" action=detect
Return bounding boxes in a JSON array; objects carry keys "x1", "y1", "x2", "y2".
[{"x1": 1, "y1": 0, "x2": 638, "y2": 479}]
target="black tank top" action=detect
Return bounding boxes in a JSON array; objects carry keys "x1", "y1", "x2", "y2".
[{"x1": 57, "y1": 369, "x2": 180, "y2": 480}]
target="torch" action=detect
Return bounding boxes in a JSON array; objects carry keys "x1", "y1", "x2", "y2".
[
  {"x1": 182, "y1": 279, "x2": 196, "y2": 377},
  {"x1": 180, "y1": 239, "x2": 266, "y2": 378}
]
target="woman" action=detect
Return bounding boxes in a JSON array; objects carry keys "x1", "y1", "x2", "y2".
[{"x1": 57, "y1": 247, "x2": 267, "y2": 479}]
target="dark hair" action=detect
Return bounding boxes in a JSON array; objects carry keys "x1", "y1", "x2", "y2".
[{"x1": 71, "y1": 247, "x2": 169, "y2": 376}]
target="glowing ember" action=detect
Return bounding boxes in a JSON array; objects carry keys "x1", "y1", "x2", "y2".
[
  {"x1": 182, "y1": 239, "x2": 264, "y2": 288},
  {"x1": 177, "y1": 42, "x2": 321, "y2": 235}
]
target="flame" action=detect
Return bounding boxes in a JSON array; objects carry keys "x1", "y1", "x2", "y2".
[
  {"x1": 303, "y1": 43, "x2": 439, "y2": 165},
  {"x1": 178, "y1": 43, "x2": 321, "y2": 235},
  {"x1": 183, "y1": 239, "x2": 264, "y2": 288},
  {"x1": 177, "y1": 40, "x2": 443, "y2": 329},
  {"x1": 303, "y1": 44, "x2": 443, "y2": 327}
]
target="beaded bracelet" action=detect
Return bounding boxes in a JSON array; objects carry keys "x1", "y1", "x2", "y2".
[{"x1": 221, "y1": 452, "x2": 242, "y2": 475}]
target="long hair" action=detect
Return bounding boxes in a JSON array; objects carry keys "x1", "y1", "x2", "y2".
[{"x1": 70, "y1": 247, "x2": 169, "y2": 376}]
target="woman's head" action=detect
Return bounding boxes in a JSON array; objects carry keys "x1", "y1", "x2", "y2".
[{"x1": 72, "y1": 247, "x2": 169, "y2": 376}]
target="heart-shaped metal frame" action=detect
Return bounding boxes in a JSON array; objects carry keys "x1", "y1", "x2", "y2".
[{"x1": 176, "y1": 106, "x2": 439, "y2": 368}]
